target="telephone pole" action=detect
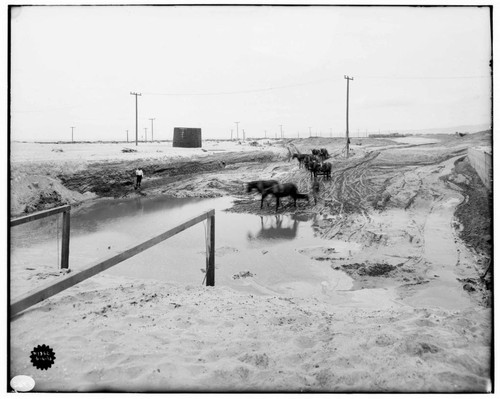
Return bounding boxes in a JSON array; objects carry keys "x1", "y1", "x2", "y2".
[
  {"x1": 144, "y1": 127, "x2": 148, "y2": 142},
  {"x1": 234, "y1": 121, "x2": 240, "y2": 140},
  {"x1": 130, "y1": 92, "x2": 142, "y2": 146},
  {"x1": 149, "y1": 118, "x2": 155, "y2": 142},
  {"x1": 308, "y1": 127, "x2": 312, "y2": 137},
  {"x1": 70, "y1": 126, "x2": 75, "y2": 142},
  {"x1": 126, "y1": 130, "x2": 129, "y2": 143},
  {"x1": 344, "y1": 75, "x2": 354, "y2": 158}
]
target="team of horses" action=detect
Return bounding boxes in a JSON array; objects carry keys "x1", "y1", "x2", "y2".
[
  {"x1": 247, "y1": 147, "x2": 332, "y2": 212},
  {"x1": 292, "y1": 148, "x2": 332, "y2": 180}
]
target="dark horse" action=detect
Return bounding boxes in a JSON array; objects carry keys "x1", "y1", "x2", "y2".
[
  {"x1": 292, "y1": 153, "x2": 307, "y2": 168},
  {"x1": 272, "y1": 183, "x2": 309, "y2": 212},
  {"x1": 317, "y1": 162, "x2": 332, "y2": 180},
  {"x1": 247, "y1": 180, "x2": 279, "y2": 208}
]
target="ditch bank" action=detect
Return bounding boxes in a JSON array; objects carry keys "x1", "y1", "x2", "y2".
[{"x1": 10, "y1": 148, "x2": 288, "y2": 216}]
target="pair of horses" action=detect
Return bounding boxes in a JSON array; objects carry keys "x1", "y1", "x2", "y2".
[
  {"x1": 246, "y1": 180, "x2": 309, "y2": 212},
  {"x1": 311, "y1": 148, "x2": 329, "y2": 160},
  {"x1": 312, "y1": 161, "x2": 332, "y2": 180},
  {"x1": 304, "y1": 156, "x2": 332, "y2": 180}
]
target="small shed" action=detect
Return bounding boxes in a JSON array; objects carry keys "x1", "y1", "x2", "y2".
[{"x1": 173, "y1": 127, "x2": 202, "y2": 148}]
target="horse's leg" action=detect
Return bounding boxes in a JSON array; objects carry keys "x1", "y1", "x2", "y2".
[
  {"x1": 275, "y1": 196, "x2": 280, "y2": 212},
  {"x1": 261, "y1": 191, "x2": 270, "y2": 208}
]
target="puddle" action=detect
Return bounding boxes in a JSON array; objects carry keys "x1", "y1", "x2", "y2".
[{"x1": 10, "y1": 195, "x2": 354, "y2": 298}]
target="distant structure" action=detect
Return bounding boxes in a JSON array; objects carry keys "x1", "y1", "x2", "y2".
[{"x1": 173, "y1": 127, "x2": 202, "y2": 148}]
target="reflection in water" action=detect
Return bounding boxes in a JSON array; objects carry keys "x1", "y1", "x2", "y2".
[
  {"x1": 12, "y1": 195, "x2": 357, "y2": 299},
  {"x1": 247, "y1": 215, "x2": 300, "y2": 241},
  {"x1": 134, "y1": 197, "x2": 144, "y2": 215},
  {"x1": 70, "y1": 196, "x2": 209, "y2": 235},
  {"x1": 10, "y1": 214, "x2": 61, "y2": 248}
]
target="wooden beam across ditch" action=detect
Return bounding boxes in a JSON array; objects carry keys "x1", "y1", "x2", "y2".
[
  {"x1": 10, "y1": 209, "x2": 216, "y2": 317},
  {"x1": 10, "y1": 205, "x2": 71, "y2": 227},
  {"x1": 11, "y1": 205, "x2": 71, "y2": 269}
]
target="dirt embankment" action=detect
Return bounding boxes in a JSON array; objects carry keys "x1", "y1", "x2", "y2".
[
  {"x1": 58, "y1": 150, "x2": 285, "y2": 198},
  {"x1": 10, "y1": 147, "x2": 288, "y2": 216}
]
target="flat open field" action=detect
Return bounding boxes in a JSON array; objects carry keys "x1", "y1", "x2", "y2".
[{"x1": 9, "y1": 132, "x2": 493, "y2": 392}]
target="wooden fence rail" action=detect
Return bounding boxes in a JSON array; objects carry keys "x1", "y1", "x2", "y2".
[
  {"x1": 10, "y1": 208, "x2": 216, "y2": 317},
  {"x1": 10, "y1": 205, "x2": 71, "y2": 269}
]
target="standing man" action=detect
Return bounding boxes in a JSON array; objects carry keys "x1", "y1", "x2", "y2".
[{"x1": 135, "y1": 168, "x2": 144, "y2": 190}]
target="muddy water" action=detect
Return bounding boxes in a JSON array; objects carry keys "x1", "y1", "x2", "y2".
[
  {"x1": 11, "y1": 195, "x2": 354, "y2": 298},
  {"x1": 404, "y1": 194, "x2": 472, "y2": 310}
]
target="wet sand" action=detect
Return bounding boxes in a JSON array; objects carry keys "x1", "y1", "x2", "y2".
[{"x1": 9, "y1": 133, "x2": 492, "y2": 392}]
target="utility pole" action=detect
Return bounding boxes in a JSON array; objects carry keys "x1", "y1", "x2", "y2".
[
  {"x1": 149, "y1": 118, "x2": 155, "y2": 142},
  {"x1": 330, "y1": 128, "x2": 333, "y2": 137},
  {"x1": 70, "y1": 126, "x2": 75, "y2": 142},
  {"x1": 308, "y1": 127, "x2": 312, "y2": 137},
  {"x1": 130, "y1": 92, "x2": 142, "y2": 146},
  {"x1": 344, "y1": 75, "x2": 354, "y2": 158},
  {"x1": 144, "y1": 127, "x2": 147, "y2": 142},
  {"x1": 126, "y1": 130, "x2": 129, "y2": 143},
  {"x1": 231, "y1": 129, "x2": 233, "y2": 141},
  {"x1": 242, "y1": 129, "x2": 246, "y2": 141},
  {"x1": 264, "y1": 130, "x2": 267, "y2": 138},
  {"x1": 234, "y1": 121, "x2": 240, "y2": 140}
]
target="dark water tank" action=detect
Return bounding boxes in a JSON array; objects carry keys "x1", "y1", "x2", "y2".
[{"x1": 173, "y1": 127, "x2": 202, "y2": 148}]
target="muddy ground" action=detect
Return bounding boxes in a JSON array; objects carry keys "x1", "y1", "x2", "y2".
[
  {"x1": 10, "y1": 132, "x2": 492, "y2": 305},
  {"x1": 9, "y1": 133, "x2": 493, "y2": 391}
]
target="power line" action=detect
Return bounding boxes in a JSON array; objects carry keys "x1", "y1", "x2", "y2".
[
  {"x1": 138, "y1": 74, "x2": 489, "y2": 98},
  {"x1": 358, "y1": 75, "x2": 489, "y2": 80},
  {"x1": 234, "y1": 122, "x2": 240, "y2": 140},
  {"x1": 149, "y1": 118, "x2": 155, "y2": 141},
  {"x1": 130, "y1": 92, "x2": 142, "y2": 146},
  {"x1": 142, "y1": 78, "x2": 331, "y2": 97},
  {"x1": 344, "y1": 75, "x2": 354, "y2": 159}
]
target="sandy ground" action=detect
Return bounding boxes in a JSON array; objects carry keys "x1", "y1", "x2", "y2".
[{"x1": 9, "y1": 133, "x2": 493, "y2": 392}]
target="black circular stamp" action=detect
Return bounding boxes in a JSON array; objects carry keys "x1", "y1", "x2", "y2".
[{"x1": 30, "y1": 344, "x2": 56, "y2": 370}]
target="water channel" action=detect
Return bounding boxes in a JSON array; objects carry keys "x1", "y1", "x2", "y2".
[{"x1": 11, "y1": 195, "x2": 354, "y2": 298}]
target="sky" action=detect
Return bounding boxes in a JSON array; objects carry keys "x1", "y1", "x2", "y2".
[{"x1": 9, "y1": 4, "x2": 492, "y2": 142}]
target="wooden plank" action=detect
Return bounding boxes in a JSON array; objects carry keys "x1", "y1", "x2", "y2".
[
  {"x1": 10, "y1": 205, "x2": 71, "y2": 227},
  {"x1": 205, "y1": 215, "x2": 215, "y2": 286},
  {"x1": 60, "y1": 210, "x2": 71, "y2": 269},
  {"x1": 11, "y1": 209, "x2": 215, "y2": 317}
]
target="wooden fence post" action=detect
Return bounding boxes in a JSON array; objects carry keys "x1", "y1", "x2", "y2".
[
  {"x1": 61, "y1": 209, "x2": 71, "y2": 269},
  {"x1": 206, "y1": 214, "x2": 215, "y2": 286}
]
